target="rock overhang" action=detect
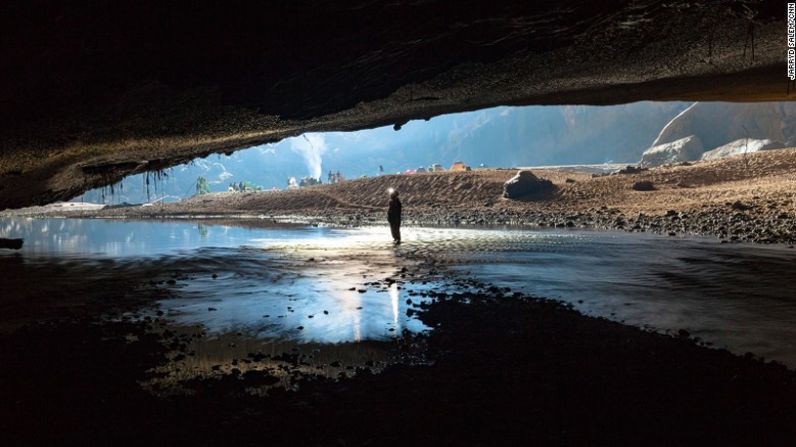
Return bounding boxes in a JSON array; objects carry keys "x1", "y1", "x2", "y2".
[{"x1": 0, "y1": 0, "x2": 790, "y2": 210}]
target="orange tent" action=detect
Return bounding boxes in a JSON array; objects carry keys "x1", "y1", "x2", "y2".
[{"x1": 450, "y1": 161, "x2": 468, "y2": 171}]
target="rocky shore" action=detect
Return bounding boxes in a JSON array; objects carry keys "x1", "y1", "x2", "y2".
[
  {"x1": 187, "y1": 200, "x2": 794, "y2": 246},
  {"x1": 9, "y1": 148, "x2": 796, "y2": 245}
]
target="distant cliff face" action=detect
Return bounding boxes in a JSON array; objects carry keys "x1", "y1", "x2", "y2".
[
  {"x1": 651, "y1": 102, "x2": 796, "y2": 151},
  {"x1": 439, "y1": 102, "x2": 689, "y2": 167}
]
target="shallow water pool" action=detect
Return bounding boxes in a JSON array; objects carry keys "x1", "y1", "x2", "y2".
[{"x1": 3, "y1": 217, "x2": 796, "y2": 367}]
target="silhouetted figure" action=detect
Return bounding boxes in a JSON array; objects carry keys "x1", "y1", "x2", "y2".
[{"x1": 387, "y1": 189, "x2": 402, "y2": 244}]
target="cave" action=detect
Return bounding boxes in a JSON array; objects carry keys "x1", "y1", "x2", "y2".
[
  {"x1": 2, "y1": 2, "x2": 796, "y2": 446},
  {"x1": 0, "y1": 0, "x2": 790, "y2": 210}
]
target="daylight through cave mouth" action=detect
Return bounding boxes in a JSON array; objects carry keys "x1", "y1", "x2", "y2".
[
  {"x1": 72, "y1": 101, "x2": 796, "y2": 206},
  {"x1": 5, "y1": 3, "x2": 796, "y2": 444}
]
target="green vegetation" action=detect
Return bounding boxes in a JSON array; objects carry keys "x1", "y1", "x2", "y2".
[{"x1": 195, "y1": 176, "x2": 210, "y2": 196}]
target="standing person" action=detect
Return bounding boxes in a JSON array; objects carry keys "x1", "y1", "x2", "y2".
[{"x1": 387, "y1": 189, "x2": 402, "y2": 244}]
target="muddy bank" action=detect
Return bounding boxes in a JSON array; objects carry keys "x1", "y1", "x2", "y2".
[{"x1": 2, "y1": 246, "x2": 796, "y2": 446}]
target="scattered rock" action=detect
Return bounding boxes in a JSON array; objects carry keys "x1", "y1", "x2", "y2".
[
  {"x1": 678, "y1": 329, "x2": 690, "y2": 338},
  {"x1": 616, "y1": 165, "x2": 648, "y2": 175}
]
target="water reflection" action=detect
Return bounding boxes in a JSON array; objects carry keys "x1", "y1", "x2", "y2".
[
  {"x1": 0, "y1": 217, "x2": 330, "y2": 256},
  {"x1": 3, "y1": 218, "x2": 796, "y2": 367},
  {"x1": 197, "y1": 223, "x2": 209, "y2": 239},
  {"x1": 448, "y1": 237, "x2": 796, "y2": 365},
  {"x1": 158, "y1": 256, "x2": 433, "y2": 344}
]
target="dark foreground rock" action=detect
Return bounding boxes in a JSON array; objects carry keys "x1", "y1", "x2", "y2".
[
  {"x1": 0, "y1": 238, "x2": 23, "y2": 250},
  {"x1": 1, "y1": 257, "x2": 796, "y2": 446}
]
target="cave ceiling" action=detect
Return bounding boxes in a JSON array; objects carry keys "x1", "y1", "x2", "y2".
[{"x1": 0, "y1": 0, "x2": 789, "y2": 210}]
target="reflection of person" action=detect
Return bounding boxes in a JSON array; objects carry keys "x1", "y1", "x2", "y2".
[{"x1": 387, "y1": 189, "x2": 402, "y2": 244}]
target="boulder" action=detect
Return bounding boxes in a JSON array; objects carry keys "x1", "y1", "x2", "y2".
[
  {"x1": 632, "y1": 181, "x2": 655, "y2": 191},
  {"x1": 0, "y1": 238, "x2": 23, "y2": 250},
  {"x1": 503, "y1": 170, "x2": 554, "y2": 199},
  {"x1": 700, "y1": 139, "x2": 785, "y2": 161},
  {"x1": 639, "y1": 135, "x2": 703, "y2": 167}
]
